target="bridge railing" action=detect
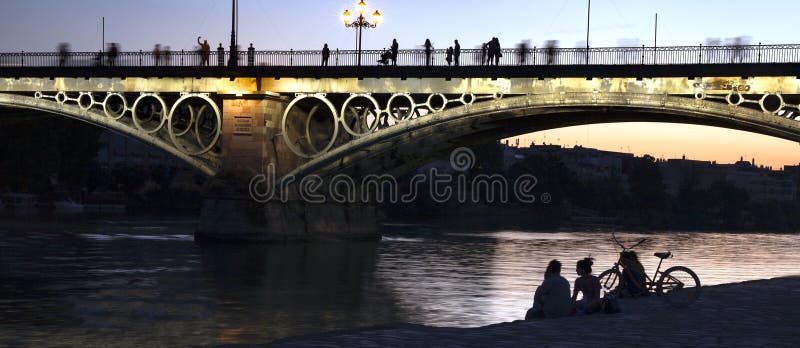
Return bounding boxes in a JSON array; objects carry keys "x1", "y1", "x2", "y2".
[{"x1": 2, "y1": 44, "x2": 799, "y2": 68}]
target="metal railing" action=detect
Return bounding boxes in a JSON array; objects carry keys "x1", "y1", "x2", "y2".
[{"x1": 1, "y1": 44, "x2": 798, "y2": 68}]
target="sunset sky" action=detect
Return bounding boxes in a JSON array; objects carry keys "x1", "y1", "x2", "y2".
[{"x1": 1, "y1": 0, "x2": 799, "y2": 168}]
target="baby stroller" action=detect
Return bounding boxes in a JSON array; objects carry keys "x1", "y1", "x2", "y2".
[{"x1": 377, "y1": 49, "x2": 391, "y2": 66}]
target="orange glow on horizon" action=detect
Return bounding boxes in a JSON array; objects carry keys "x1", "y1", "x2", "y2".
[{"x1": 507, "y1": 122, "x2": 800, "y2": 169}]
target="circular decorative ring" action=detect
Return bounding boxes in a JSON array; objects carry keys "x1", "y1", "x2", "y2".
[
  {"x1": 103, "y1": 93, "x2": 128, "y2": 120},
  {"x1": 460, "y1": 93, "x2": 476, "y2": 105},
  {"x1": 167, "y1": 93, "x2": 222, "y2": 156},
  {"x1": 759, "y1": 92, "x2": 785, "y2": 114},
  {"x1": 131, "y1": 93, "x2": 168, "y2": 134},
  {"x1": 386, "y1": 93, "x2": 416, "y2": 122},
  {"x1": 694, "y1": 90, "x2": 706, "y2": 100},
  {"x1": 425, "y1": 93, "x2": 448, "y2": 113},
  {"x1": 55, "y1": 91, "x2": 67, "y2": 104},
  {"x1": 77, "y1": 92, "x2": 94, "y2": 111},
  {"x1": 725, "y1": 90, "x2": 744, "y2": 106},
  {"x1": 304, "y1": 105, "x2": 325, "y2": 154},
  {"x1": 280, "y1": 94, "x2": 340, "y2": 159},
  {"x1": 34, "y1": 91, "x2": 43, "y2": 99},
  {"x1": 340, "y1": 93, "x2": 381, "y2": 137},
  {"x1": 194, "y1": 104, "x2": 220, "y2": 152},
  {"x1": 171, "y1": 104, "x2": 195, "y2": 137}
]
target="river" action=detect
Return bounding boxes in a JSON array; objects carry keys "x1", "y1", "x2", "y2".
[{"x1": 0, "y1": 218, "x2": 798, "y2": 345}]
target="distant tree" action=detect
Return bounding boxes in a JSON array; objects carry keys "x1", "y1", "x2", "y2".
[
  {"x1": 624, "y1": 155, "x2": 667, "y2": 229},
  {"x1": 706, "y1": 180, "x2": 750, "y2": 230}
]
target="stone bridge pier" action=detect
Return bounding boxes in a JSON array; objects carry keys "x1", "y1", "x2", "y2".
[{"x1": 195, "y1": 96, "x2": 379, "y2": 243}]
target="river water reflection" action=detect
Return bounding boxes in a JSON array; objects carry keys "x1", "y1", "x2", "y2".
[{"x1": 1, "y1": 218, "x2": 798, "y2": 345}]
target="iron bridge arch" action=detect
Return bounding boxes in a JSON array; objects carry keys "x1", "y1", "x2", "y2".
[
  {"x1": 281, "y1": 91, "x2": 800, "y2": 179},
  {"x1": 0, "y1": 92, "x2": 222, "y2": 176}
]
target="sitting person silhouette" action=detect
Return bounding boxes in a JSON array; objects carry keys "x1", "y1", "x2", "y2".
[
  {"x1": 525, "y1": 259, "x2": 572, "y2": 319},
  {"x1": 572, "y1": 257, "x2": 602, "y2": 314},
  {"x1": 619, "y1": 251, "x2": 649, "y2": 297}
]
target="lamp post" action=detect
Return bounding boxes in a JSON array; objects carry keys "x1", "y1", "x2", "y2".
[
  {"x1": 341, "y1": 1, "x2": 382, "y2": 66},
  {"x1": 586, "y1": 0, "x2": 591, "y2": 65},
  {"x1": 228, "y1": 0, "x2": 239, "y2": 67}
]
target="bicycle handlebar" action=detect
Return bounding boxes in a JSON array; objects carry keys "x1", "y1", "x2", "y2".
[{"x1": 611, "y1": 232, "x2": 647, "y2": 251}]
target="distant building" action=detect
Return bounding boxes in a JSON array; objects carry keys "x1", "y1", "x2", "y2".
[
  {"x1": 501, "y1": 142, "x2": 632, "y2": 180},
  {"x1": 661, "y1": 156, "x2": 797, "y2": 203}
]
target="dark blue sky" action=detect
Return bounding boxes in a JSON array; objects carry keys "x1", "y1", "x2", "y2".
[{"x1": 0, "y1": 0, "x2": 794, "y2": 52}]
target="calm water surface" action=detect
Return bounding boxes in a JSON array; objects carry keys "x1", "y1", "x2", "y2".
[{"x1": 1, "y1": 218, "x2": 798, "y2": 345}]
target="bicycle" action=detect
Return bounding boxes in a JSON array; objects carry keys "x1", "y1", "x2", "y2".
[{"x1": 598, "y1": 232, "x2": 701, "y2": 307}]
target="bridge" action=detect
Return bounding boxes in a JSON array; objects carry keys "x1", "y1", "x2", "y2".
[{"x1": 2, "y1": 44, "x2": 800, "y2": 242}]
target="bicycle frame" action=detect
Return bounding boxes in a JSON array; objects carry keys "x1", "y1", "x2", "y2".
[
  {"x1": 609, "y1": 233, "x2": 670, "y2": 291},
  {"x1": 601, "y1": 232, "x2": 701, "y2": 306}
]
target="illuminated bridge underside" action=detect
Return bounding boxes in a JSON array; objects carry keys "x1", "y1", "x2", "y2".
[
  {"x1": 286, "y1": 92, "x2": 800, "y2": 179},
  {"x1": 3, "y1": 75, "x2": 800, "y2": 179},
  {"x1": 0, "y1": 93, "x2": 221, "y2": 175}
]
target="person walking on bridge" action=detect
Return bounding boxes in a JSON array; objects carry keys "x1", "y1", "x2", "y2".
[
  {"x1": 164, "y1": 46, "x2": 172, "y2": 66},
  {"x1": 57, "y1": 43, "x2": 70, "y2": 67},
  {"x1": 424, "y1": 39, "x2": 433, "y2": 66},
  {"x1": 321, "y1": 43, "x2": 330, "y2": 66},
  {"x1": 453, "y1": 40, "x2": 461, "y2": 66},
  {"x1": 487, "y1": 39, "x2": 495, "y2": 66},
  {"x1": 493, "y1": 37, "x2": 503, "y2": 66},
  {"x1": 446, "y1": 46, "x2": 453, "y2": 66},
  {"x1": 390, "y1": 39, "x2": 399, "y2": 66},
  {"x1": 197, "y1": 37, "x2": 210, "y2": 66},
  {"x1": 107, "y1": 43, "x2": 119, "y2": 67},
  {"x1": 153, "y1": 44, "x2": 162, "y2": 66}
]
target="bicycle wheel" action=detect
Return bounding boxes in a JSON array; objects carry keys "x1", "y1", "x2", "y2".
[
  {"x1": 598, "y1": 269, "x2": 621, "y2": 294},
  {"x1": 656, "y1": 266, "x2": 701, "y2": 307}
]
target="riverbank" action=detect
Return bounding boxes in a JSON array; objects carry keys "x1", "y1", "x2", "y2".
[{"x1": 269, "y1": 276, "x2": 800, "y2": 347}]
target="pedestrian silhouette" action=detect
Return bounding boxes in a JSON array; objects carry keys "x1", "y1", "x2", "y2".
[
  {"x1": 197, "y1": 36, "x2": 211, "y2": 66},
  {"x1": 424, "y1": 39, "x2": 433, "y2": 66},
  {"x1": 106, "y1": 43, "x2": 119, "y2": 66},
  {"x1": 94, "y1": 51, "x2": 103, "y2": 67},
  {"x1": 390, "y1": 38, "x2": 399, "y2": 66},
  {"x1": 57, "y1": 43, "x2": 70, "y2": 67},
  {"x1": 517, "y1": 40, "x2": 529, "y2": 65},
  {"x1": 453, "y1": 40, "x2": 461, "y2": 66},
  {"x1": 321, "y1": 43, "x2": 330, "y2": 66},
  {"x1": 545, "y1": 40, "x2": 558, "y2": 65},
  {"x1": 153, "y1": 44, "x2": 161, "y2": 66},
  {"x1": 164, "y1": 46, "x2": 171, "y2": 66},
  {"x1": 446, "y1": 46, "x2": 453, "y2": 66},
  {"x1": 493, "y1": 37, "x2": 502, "y2": 65},
  {"x1": 487, "y1": 40, "x2": 495, "y2": 66}
]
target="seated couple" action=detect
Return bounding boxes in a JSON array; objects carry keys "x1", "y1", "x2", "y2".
[
  {"x1": 525, "y1": 258, "x2": 601, "y2": 319},
  {"x1": 526, "y1": 254, "x2": 646, "y2": 319}
]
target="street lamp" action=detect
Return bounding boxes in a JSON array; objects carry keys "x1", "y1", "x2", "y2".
[{"x1": 341, "y1": 1, "x2": 382, "y2": 66}]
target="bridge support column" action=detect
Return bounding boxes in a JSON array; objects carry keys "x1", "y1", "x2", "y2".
[{"x1": 196, "y1": 96, "x2": 380, "y2": 243}]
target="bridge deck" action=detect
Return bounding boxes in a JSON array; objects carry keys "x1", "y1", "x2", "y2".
[{"x1": 1, "y1": 63, "x2": 799, "y2": 79}]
